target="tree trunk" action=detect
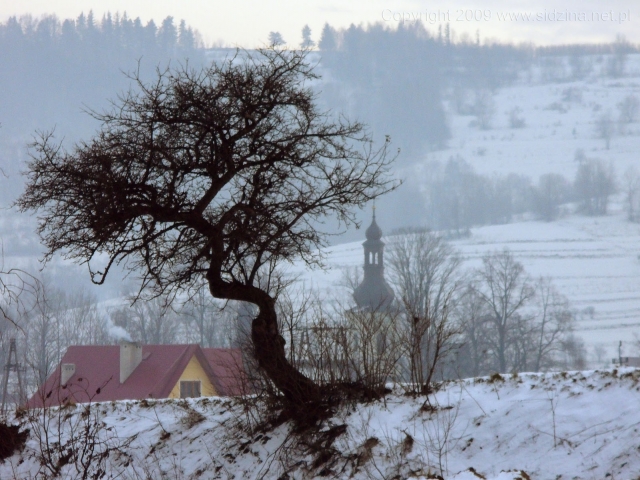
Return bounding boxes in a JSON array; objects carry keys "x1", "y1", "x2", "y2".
[
  {"x1": 206, "y1": 272, "x2": 320, "y2": 407},
  {"x1": 251, "y1": 298, "x2": 321, "y2": 404}
]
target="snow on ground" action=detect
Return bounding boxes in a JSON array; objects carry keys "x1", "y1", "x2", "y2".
[
  {"x1": 428, "y1": 54, "x2": 640, "y2": 180},
  {"x1": 3, "y1": 368, "x2": 640, "y2": 479}
]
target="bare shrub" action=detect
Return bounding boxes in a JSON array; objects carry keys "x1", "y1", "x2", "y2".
[{"x1": 24, "y1": 389, "x2": 133, "y2": 479}]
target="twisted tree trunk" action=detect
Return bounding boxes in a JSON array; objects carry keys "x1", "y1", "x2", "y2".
[{"x1": 207, "y1": 271, "x2": 320, "y2": 408}]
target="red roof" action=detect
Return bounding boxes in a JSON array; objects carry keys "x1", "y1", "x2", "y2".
[{"x1": 27, "y1": 344, "x2": 247, "y2": 408}]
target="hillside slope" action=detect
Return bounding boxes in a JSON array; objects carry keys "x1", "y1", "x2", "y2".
[{"x1": 2, "y1": 368, "x2": 639, "y2": 479}]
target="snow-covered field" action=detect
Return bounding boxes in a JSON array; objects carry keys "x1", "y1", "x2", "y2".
[
  {"x1": 288, "y1": 209, "x2": 640, "y2": 368},
  {"x1": 3, "y1": 368, "x2": 640, "y2": 479}
]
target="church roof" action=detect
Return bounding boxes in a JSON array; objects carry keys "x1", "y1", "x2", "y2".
[{"x1": 365, "y1": 214, "x2": 383, "y2": 241}]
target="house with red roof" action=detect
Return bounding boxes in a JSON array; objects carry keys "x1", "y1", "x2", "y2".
[{"x1": 27, "y1": 342, "x2": 247, "y2": 408}]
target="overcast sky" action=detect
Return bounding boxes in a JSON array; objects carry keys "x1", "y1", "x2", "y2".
[{"x1": 1, "y1": 0, "x2": 638, "y2": 47}]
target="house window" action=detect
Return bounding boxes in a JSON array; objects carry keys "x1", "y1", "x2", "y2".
[{"x1": 180, "y1": 380, "x2": 201, "y2": 398}]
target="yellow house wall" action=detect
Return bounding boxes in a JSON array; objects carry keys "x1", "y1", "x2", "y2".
[{"x1": 168, "y1": 354, "x2": 217, "y2": 398}]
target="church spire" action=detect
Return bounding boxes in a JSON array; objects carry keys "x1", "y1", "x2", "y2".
[{"x1": 353, "y1": 209, "x2": 395, "y2": 310}]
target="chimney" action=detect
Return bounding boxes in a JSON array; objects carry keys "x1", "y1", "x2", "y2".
[
  {"x1": 61, "y1": 363, "x2": 75, "y2": 386},
  {"x1": 120, "y1": 341, "x2": 142, "y2": 383}
]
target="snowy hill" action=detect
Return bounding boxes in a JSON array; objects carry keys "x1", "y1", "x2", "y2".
[
  {"x1": 429, "y1": 54, "x2": 640, "y2": 179},
  {"x1": 2, "y1": 368, "x2": 640, "y2": 479}
]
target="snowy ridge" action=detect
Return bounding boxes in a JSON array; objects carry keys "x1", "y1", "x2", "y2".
[{"x1": 2, "y1": 368, "x2": 640, "y2": 479}]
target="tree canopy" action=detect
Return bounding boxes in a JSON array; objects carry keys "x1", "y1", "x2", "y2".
[{"x1": 17, "y1": 48, "x2": 397, "y2": 408}]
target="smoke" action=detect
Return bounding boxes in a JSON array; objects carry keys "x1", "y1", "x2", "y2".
[{"x1": 104, "y1": 314, "x2": 132, "y2": 342}]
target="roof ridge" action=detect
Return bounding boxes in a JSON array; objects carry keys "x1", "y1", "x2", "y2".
[{"x1": 149, "y1": 344, "x2": 196, "y2": 398}]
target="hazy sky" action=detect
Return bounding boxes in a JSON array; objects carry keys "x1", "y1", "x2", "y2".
[{"x1": 1, "y1": 0, "x2": 638, "y2": 47}]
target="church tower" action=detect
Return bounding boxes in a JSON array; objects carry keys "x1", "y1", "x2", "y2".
[{"x1": 353, "y1": 210, "x2": 395, "y2": 310}]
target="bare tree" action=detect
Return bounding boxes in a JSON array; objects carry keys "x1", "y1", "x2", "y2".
[
  {"x1": 622, "y1": 166, "x2": 640, "y2": 222},
  {"x1": 454, "y1": 283, "x2": 492, "y2": 377},
  {"x1": 473, "y1": 90, "x2": 495, "y2": 130},
  {"x1": 0, "y1": 255, "x2": 38, "y2": 327},
  {"x1": 531, "y1": 173, "x2": 570, "y2": 221},
  {"x1": 276, "y1": 289, "x2": 401, "y2": 393},
  {"x1": 606, "y1": 35, "x2": 629, "y2": 78},
  {"x1": 617, "y1": 94, "x2": 640, "y2": 125},
  {"x1": 569, "y1": 53, "x2": 592, "y2": 80},
  {"x1": 276, "y1": 283, "x2": 318, "y2": 372},
  {"x1": 530, "y1": 277, "x2": 574, "y2": 372},
  {"x1": 16, "y1": 48, "x2": 397, "y2": 411},
  {"x1": 558, "y1": 334, "x2": 587, "y2": 370},
  {"x1": 23, "y1": 281, "x2": 110, "y2": 388},
  {"x1": 574, "y1": 158, "x2": 616, "y2": 215},
  {"x1": 595, "y1": 111, "x2": 615, "y2": 149},
  {"x1": 124, "y1": 295, "x2": 181, "y2": 345},
  {"x1": 387, "y1": 229, "x2": 461, "y2": 392},
  {"x1": 180, "y1": 283, "x2": 234, "y2": 347},
  {"x1": 473, "y1": 249, "x2": 535, "y2": 373},
  {"x1": 341, "y1": 305, "x2": 402, "y2": 391}
]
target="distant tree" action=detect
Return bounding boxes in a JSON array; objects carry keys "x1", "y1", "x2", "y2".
[
  {"x1": 180, "y1": 284, "x2": 234, "y2": 347},
  {"x1": 125, "y1": 296, "x2": 180, "y2": 345},
  {"x1": 622, "y1": 166, "x2": 640, "y2": 222},
  {"x1": 17, "y1": 48, "x2": 397, "y2": 412},
  {"x1": 318, "y1": 23, "x2": 337, "y2": 51},
  {"x1": 268, "y1": 31, "x2": 285, "y2": 46},
  {"x1": 574, "y1": 158, "x2": 616, "y2": 215},
  {"x1": 606, "y1": 35, "x2": 630, "y2": 78},
  {"x1": 569, "y1": 52, "x2": 592, "y2": 80},
  {"x1": 617, "y1": 94, "x2": 640, "y2": 125},
  {"x1": 508, "y1": 106, "x2": 525, "y2": 129},
  {"x1": 474, "y1": 89, "x2": 495, "y2": 130},
  {"x1": 473, "y1": 249, "x2": 535, "y2": 373},
  {"x1": 178, "y1": 19, "x2": 196, "y2": 50},
  {"x1": 561, "y1": 86, "x2": 583, "y2": 103},
  {"x1": 22, "y1": 281, "x2": 110, "y2": 387},
  {"x1": 558, "y1": 333, "x2": 587, "y2": 370},
  {"x1": 387, "y1": 229, "x2": 462, "y2": 392},
  {"x1": 454, "y1": 284, "x2": 492, "y2": 377},
  {"x1": 158, "y1": 16, "x2": 178, "y2": 52},
  {"x1": 532, "y1": 173, "x2": 570, "y2": 221},
  {"x1": 300, "y1": 24, "x2": 315, "y2": 48},
  {"x1": 540, "y1": 56, "x2": 567, "y2": 83},
  {"x1": 529, "y1": 277, "x2": 574, "y2": 372},
  {"x1": 595, "y1": 111, "x2": 615, "y2": 149}
]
